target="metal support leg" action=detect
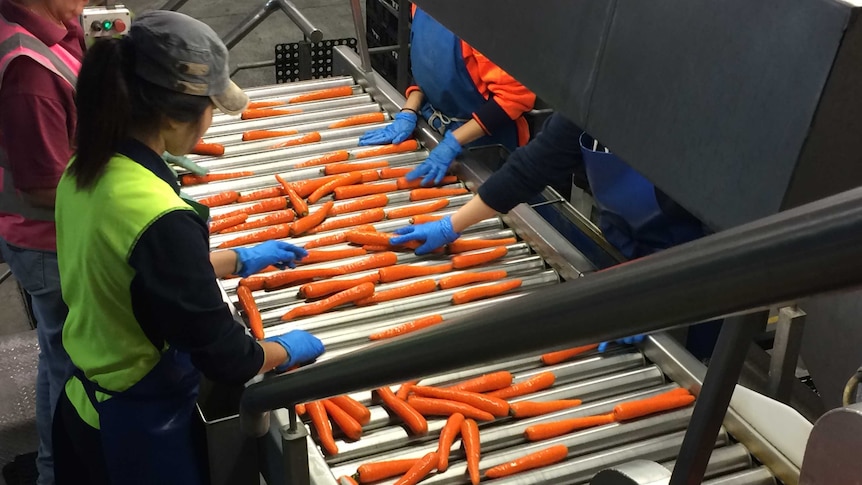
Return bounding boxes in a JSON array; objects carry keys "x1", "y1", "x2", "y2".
[
  {"x1": 349, "y1": 0, "x2": 373, "y2": 73},
  {"x1": 767, "y1": 306, "x2": 806, "y2": 402},
  {"x1": 222, "y1": 0, "x2": 322, "y2": 50},
  {"x1": 297, "y1": 40, "x2": 313, "y2": 81},
  {"x1": 280, "y1": 408, "x2": 310, "y2": 485},
  {"x1": 395, "y1": 0, "x2": 410, "y2": 92},
  {"x1": 669, "y1": 311, "x2": 767, "y2": 485}
]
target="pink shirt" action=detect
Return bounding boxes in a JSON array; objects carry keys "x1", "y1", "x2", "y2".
[{"x1": 0, "y1": 0, "x2": 84, "y2": 251}]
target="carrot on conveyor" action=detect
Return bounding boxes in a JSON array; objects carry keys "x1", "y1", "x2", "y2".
[
  {"x1": 246, "y1": 100, "x2": 287, "y2": 110},
  {"x1": 447, "y1": 371, "x2": 513, "y2": 393},
  {"x1": 411, "y1": 214, "x2": 445, "y2": 224},
  {"x1": 396, "y1": 380, "x2": 419, "y2": 400},
  {"x1": 386, "y1": 199, "x2": 450, "y2": 220},
  {"x1": 240, "y1": 107, "x2": 302, "y2": 120},
  {"x1": 325, "y1": 160, "x2": 389, "y2": 175},
  {"x1": 484, "y1": 444, "x2": 569, "y2": 479},
  {"x1": 331, "y1": 194, "x2": 390, "y2": 216},
  {"x1": 378, "y1": 263, "x2": 452, "y2": 283},
  {"x1": 487, "y1": 371, "x2": 556, "y2": 399},
  {"x1": 262, "y1": 266, "x2": 346, "y2": 291},
  {"x1": 184, "y1": 170, "x2": 255, "y2": 186},
  {"x1": 448, "y1": 237, "x2": 518, "y2": 254},
  {"x1": 277, "y1": 178, "x2": 307, "y2": 218},
  {"x1": 333, "y1": 182, "x2": 399, "y2": 200},
  {"x1": 540, "y1": 344, "x2": 599, "y2": 365},
  {"x1": 396, "y1": 175, "x2": 459, "y2": 190},
  {"x1": 368, "y1": 314, "x2": 445, "y2": 341},
  {"x1": 376, "y1": 386, "x2": 428, "y2": 435},
  {"x1": 363, "y1": 244, "x2": 391, "y2": 252},
  {"x1": 235, "y1": 285, "x2": 264, "y2": 340},
  {"x1": 269, "y1": 132, "x2": 322, "y2": 149},
  {"x1": 354, "y1": 459, "x2": 419, "y2": 484},
  {"x1": 303, "y1": 232, "x2": 348, "y2": 249},
  {"x1": 290, "y1": 201, "x2": 334, "y2": 236},
  {"x1": 461, "y1": 419, "x2": 481, "y2": 485},
  {"x1": 209, "y1": 213, "x2": 248, "y2": 234},
  {"x1": 280, "y1": 282, "x2": 375, "y2": 321},
  {"x1": 358, "y1": 169, "x2": 381, "y2": 183},
  {"x1": 323, "y1": 399, "x2": 363, "y2": 441},
  {"x1": 299, "y1": 273, "x2": 380, "y2": 299},
  {"x1": 329, "y1": 395, "x2": 371, "y2": 425},
  {"x1": 307, "y1": 401, "x2": 339, "y2": 455},
  {"x1": 339, "y1": 475, "x2": 360, "y2": 485},
  {"x1": 214, "y1": 196, "x2": 289, "y2": 219},
  {"x1": 238, "y1": 275, "x2": 267, "y2": 291},
  {"x1": 438, "y1": 270, "x2": 507, "y2": 290},
  {"x1": 220, "y1": 210, "x2": 295, "y2": 233},
  {"x1": 451, "y1": 246, "x2": 508, "y2": 270},
  {"x1": 242, "y1": 129, "x2": 300, "y2": 142},
  {"x1": 356, "y1": 279, "x2": 437, "y2": 306},
  {"x1": 524, "y1": 413, "x2": 615, "y2": 441},
  {"x1": 308, "y1": 172, "x2": 363, "y2": 204},
  {"x1": 452, "y1": 279, "x2": 523, "y2": 305},
  {"x1": 379, "y1": 167, "x2": 413, "y2": 179},
  {"x1": 412, "y1": 386, "x2": 509, "y2": 417},
  {"x1": 237, "y1": 186, "x2": 284, "y2": 203},
  {"x1": 296, "y1": 403, "x2": 306, "y2": 415},
  {"x1": 217, "y1": 224, "x2": 291, "y2": 249},
  {"x1": 288, "y1": 85, "x2": 354, "y2": 104},
  {"x1": 299, "y1": 247, "x2": 368, "y2": 264},
  {"x1": 409, "y1": 187, "x2": 469, "y2": 201},
  {"x1": 436, "y1": 413, "x2": 464, "y2": 472},
  {"x1": 328, "y1": 112, "x2": 387, "y2": 129},
  {"x1": 345, "y1": 229, "x2": 396, "y2": 247},
  {"x1": 393, "y1": 452, "x2": 437, "y2": 485},
  {"x1": 354, "y1": 140, "x2": 420, "y2": 159},
  {"x1": 612, "y1": 389, "x2": 695, "y2": 421},
  {"x1": 290, "y1": 175, "x2": 340, "y2": 198},
  {"x1": 295, "y1": 150, "x2": 352, "y2": 168},
  {"x1": 509, "y1": 400, "x2": 583, "y2": 418},
  {"x1": 406, "y1": 396, "x2": 495, "y2": 421},
  {"x1": 307, "y1": 208, "x2": 385, "y2": 234},
  {"x1": 190, "y1": 142, "x2": 225, "y2": 157},
  {"x1": 333, "y1": 252, "x2": 399, "y2": 274}
]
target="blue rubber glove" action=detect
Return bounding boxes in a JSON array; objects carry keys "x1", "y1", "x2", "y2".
[
  {"x1": 598, "y1": 335, "x2": 646, "y2": 352},
  {"x1": 233, "y1": 240, "x2": 308, "y2": 277},
  {"x1": 163, "y1": 152, "x2": 208, "y2": 176},
  {"x1": 358, "y1": 111, "x2": 417, "y2": 146},
  {"x1": 405, "y1": 130, "x2": 462, "y2": 186},
  {"x1": 267, "y1": 330, "x2": 325, "y2": 373},
  {"x1": 389, "y1": 215, "x2": 460, "y2": 255}
]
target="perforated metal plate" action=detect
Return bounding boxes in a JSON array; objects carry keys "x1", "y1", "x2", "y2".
[
  {"x1": 0, "y1": 331, "x2": 39, "y2": 472},
  {"x1": 275, "y1": 38, "x2": 358, "y2": 83}
]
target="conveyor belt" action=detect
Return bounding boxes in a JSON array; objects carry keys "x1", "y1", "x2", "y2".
[{"x1": 187, "y1": 76, "x2": 778, "y2": 485}]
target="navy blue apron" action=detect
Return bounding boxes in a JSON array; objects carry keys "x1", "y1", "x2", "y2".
[{"x1": 410, "y1": 8, "x2": 519, "y2": 152}]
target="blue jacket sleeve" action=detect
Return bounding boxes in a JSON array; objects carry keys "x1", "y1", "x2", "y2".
[{"x1": 478, "y1": 113, "x2": 585, "y2": 213}]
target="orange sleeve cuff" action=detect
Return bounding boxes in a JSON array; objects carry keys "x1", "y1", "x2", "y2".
[{"x1": 405, "y1": 85, "x2": 422, "y2": 97}]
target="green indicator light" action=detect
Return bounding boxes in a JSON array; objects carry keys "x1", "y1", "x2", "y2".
[{"x1": 102, "y1": 20, "x2": 113, "y2": 30}]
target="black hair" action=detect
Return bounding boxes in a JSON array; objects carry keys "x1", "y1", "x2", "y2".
[{"x1": 70, "y1": 37, "x2": 212, "y2": 189}]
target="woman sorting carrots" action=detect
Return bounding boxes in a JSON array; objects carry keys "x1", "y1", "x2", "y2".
[{"x1": 51, "y1": 12, "x2": 323, "y2": 485}]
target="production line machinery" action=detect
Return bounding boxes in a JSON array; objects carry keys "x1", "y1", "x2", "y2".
[{"x1": 179, "y1": 53, "x2": 803, "y2": 485}]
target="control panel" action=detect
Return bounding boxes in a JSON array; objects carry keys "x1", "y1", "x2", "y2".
[{"x1": 80, "y1": 5, "x2": 132, "y2": 41}]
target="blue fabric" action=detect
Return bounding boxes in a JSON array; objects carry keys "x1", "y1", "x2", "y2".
[
  {"x1": 390, "y1": 215, "x2": 460, "y2": 255},
  {"x1": 598, "y1": 335, "x2": 646, "y2": 352},
  {"x1": 358, "y1": 111, "x2": 417, "y2": 146},
  {"x1": 267, "y1": 330, "x2": 325, "y2": 373},
  {"x1": 234, "y1": 240, "x2": 308, "y2": 277},
  {"x1": 0, "y1": 238, "x2": 73, "y2": 485},
  {"x1": 406, "y1": 130, "x2": 462, "y2": 186}
]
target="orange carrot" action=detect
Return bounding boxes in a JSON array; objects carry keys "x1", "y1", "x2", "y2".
[
  {"x1": 299, "y1": 247, "x2": 368, "y2": 264},
  {"x1": 190, "y1": 142, "x2": 225, "y2": 157},
  {"x1": 238, "y1": 275, "x2": 267, "y2": 291},
  {"x1": 509, "y1": 400, "x2": 583, "y2": 418},
  {"x1": 436, "y1": 413, "x2": 464, "y2": 472},
  {"x1": 237, "y1": 186, "x2": 284, "y2": 203},
  {"x1": 288, "y1": 85, "x2": 354, "y2": 104},
  {"x1": 323, "y1": 399, "x2": 363, "y2": 441},
  {"x1": 406, "y1": 396, "x2": 495, "y2": 421},
  {"x1": 452, "y1": 279, "x2": 523, "y2": 305},
  {"x1": 363, "y1": 244, "x2": 391, "y2": 252},
  {"x1": 540, "y1": 344, "x2": 599, "y2": 365},
  {"x1": 358, "y1": 169, "x2": 381, "y2": 183},
  {"x1": 386, "y1": 199, "x2": 450, "y2": 220},
  {"x1": 295, "y1": 150, "x2": 352, "y2": 168},
  {"x1": 236, "y1": 285, "x2": 264, "y2": 340},
  {"x1": 376, "y1": 386, "x2": 428, "y2": 435},
  {"x1": 448, "y1": 237, "x2": 517, "y2": 254},
  {"x1": 451, "y1": 246, "x2": 508, "y2": 270},
  {"x1": 612, "y1": 391, "x2": 695, "y2": 421},
  {"x1": 354, "y1": 459, "x2": 419, "y2": 483},
  {"x1": 487, "y1": 371, "x2": 556, "y2": 399},
  {"x1": 269, "y1": 132, "x2": 322, "y2": 149},
  {"x1": 220, "y1": 210, "x2": 295, "y2": 233},
  {"x1": 214, "y1": 197, "x2": 289, "y2": 219},
  {"x1": 246, "y1": 100, "x2": 287, "y2": 110},
  {"x1": 378, "y1": 167, "x2": 412, "y2": 179},
  {"x1": 242, "y1": 128, "x2": 301, "y2": 141},
  {"x1": 308, "y1": 172, "x2": 363, "y2": 204},
  {"x1": 306, "y1": 401, "x2": 338, "y2": 455},
  {"x1": 333, "y1": 182, "x2": 399, "y2": 200},
  {"x1": 290, "y1": 175, "x2": 340, "y2": 198},
  {"x1": 411, "y1": 214, "x2": 444, "y2": 224},
  {"x1": 396, "y1": 380, "x2": 418, "y2": 400},
  {"x1": 299, "y1": 274, "x2": 380, "y2": 299},
  {"x1": 325, "y1": 160, "x2": 388, "y2": 175},
  {"x1": 263, "y1": 266, "x2": 346, "y2": 291},
  {"x1": 354, "y1": 140, "x2": 419, "y2": 159},
  {"x1": 277, "y1": 178, "x2": 307, "y2": 218},
  {"x1": 438, "y1": 270, "x2": 507, "y2": 290},
  {"x1": 461, "y1": 419, "x2": 481, "y2": 485},
  {"x1": 412, "y1": 386, "x2": 509, "y2": 417},
  {"x1": 333, "y1": 252, "x2": 399, "y2": 274},
  {"x1": 339, "y1": 475, "x2": 360, "y2": 485},
  {"x1": 209, "y1": 213, "x2": 248, "y2": 234},
  {"x1": 198, "y1": 191, "x2": 240, "y2": 207},
  {"x1": 329, "y1": 395, "x2": 371, "y2": 426},
  {"x1": 396, "y1": 175, "x2": 459, "y2": 190},
  {"x1": 281, "y1": 282, "x2": 375, "y2": 321},
  {"x1": 331, "y1": 194, "x2": 390, "y2": 216},
  {"x1": 296, "y1": 403, "x2": 306, "y2": 416},
  {"x1": 410, "y1": 187, "x2": 469, "y2": 201},
  {"x1": 485, "y1": 444, "x2": 569, "y2": 479},
  {"x1": 241, "y1": 107, "x2": 302, "y2": 120},
  {"x1": 328, "y1": 112, "x2": 387, "y2": 129},
  {"x1": 307, "y1": 208, "x2": 385, "y2": 234},
  {"x1": 217, "y1": 224, "x2": 291, "y2": 249},
  {"x1": 303, "y1": 232, "x2": 348, "y2": 249},
  {"x1": 368, "y1": 315, "x2": 444, "y2": 341},
  {"x1": 393, "y1": 451, "x2": 437, "y2": 485},
  {"x1": 524, "y1": 413, "x2": 615, "y2": 441},
  {"x1": 182, "y1": 171, "x2": 254, "y2": 186},
  {"x1": 377, "y1": 263, "x2": 452, "y2": 283},
  {"x1": 290, "y1": 201, "x2": 334, "y2": 236},
  {"x1": 447, "y1": 371, "x2": 513, "y2": 393},
  {"x1": 355, "y1": 279, "x2": 437, "y2": 306},
  {"x1": 345, "y1": 230, "x2": 395, "y2": 247}
]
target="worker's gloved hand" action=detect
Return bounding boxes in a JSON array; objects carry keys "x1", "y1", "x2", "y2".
[
  {"x1": 405, "y1": 130, "x2": 462, "y2": 186},
  {"x1": 163, "y1": 152, "x2": 208, "y2": 176},
  {"x1": 389, "y1": 215, "x2": 460, "y2": 255},
  {"x1": 358, "y1": 111, "x2": 417, "y2": 146},
  {"x1": 267, "y1": 330, "x2": 325, "y2": 373},
  {"x1": 233, "y1": 241, "x2": 308, "y2": 277},
  {"x1": 598, "y1": 335, "x2": 646, "y2": 352}
]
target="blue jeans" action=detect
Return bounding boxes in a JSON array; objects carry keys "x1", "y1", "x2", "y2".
[{"x1": 0, "y1": 238, "x2": 72, "y2": 485}]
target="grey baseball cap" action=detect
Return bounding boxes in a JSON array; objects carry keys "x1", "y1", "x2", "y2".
[{"x1": 129, "y1": 11, "x2": 248, "y2": 115}]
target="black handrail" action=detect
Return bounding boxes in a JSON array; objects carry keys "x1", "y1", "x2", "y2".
[{"x1": 241, "y1": 186, "x2": 862, "y2": 435}]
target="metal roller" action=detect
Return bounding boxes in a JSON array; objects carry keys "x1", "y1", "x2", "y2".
[
  {"x1": 209, "y1": 94, "x2": 375, "y2": 126},
  {"x1": 205, "y1": 113, "x2": 392, "y2": 146},
  {"x1": 205, "y1": 104, "x2": 383, "y2": 137},
  {"x1": 661, "y1": 443, "x2": 753, "y2": 481},
  {"x1": 197, "y1": 123, "x2": 389, "y2": 158},
  {"x1": 701, "y1": 466, "x2": 776, "y2": 485},
  {"x1": 239, "y1": 77, "x2": 355, "y2": 99},
  {"x1": 210, "y1": 86, "x2": 365, "y2": 124}
]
